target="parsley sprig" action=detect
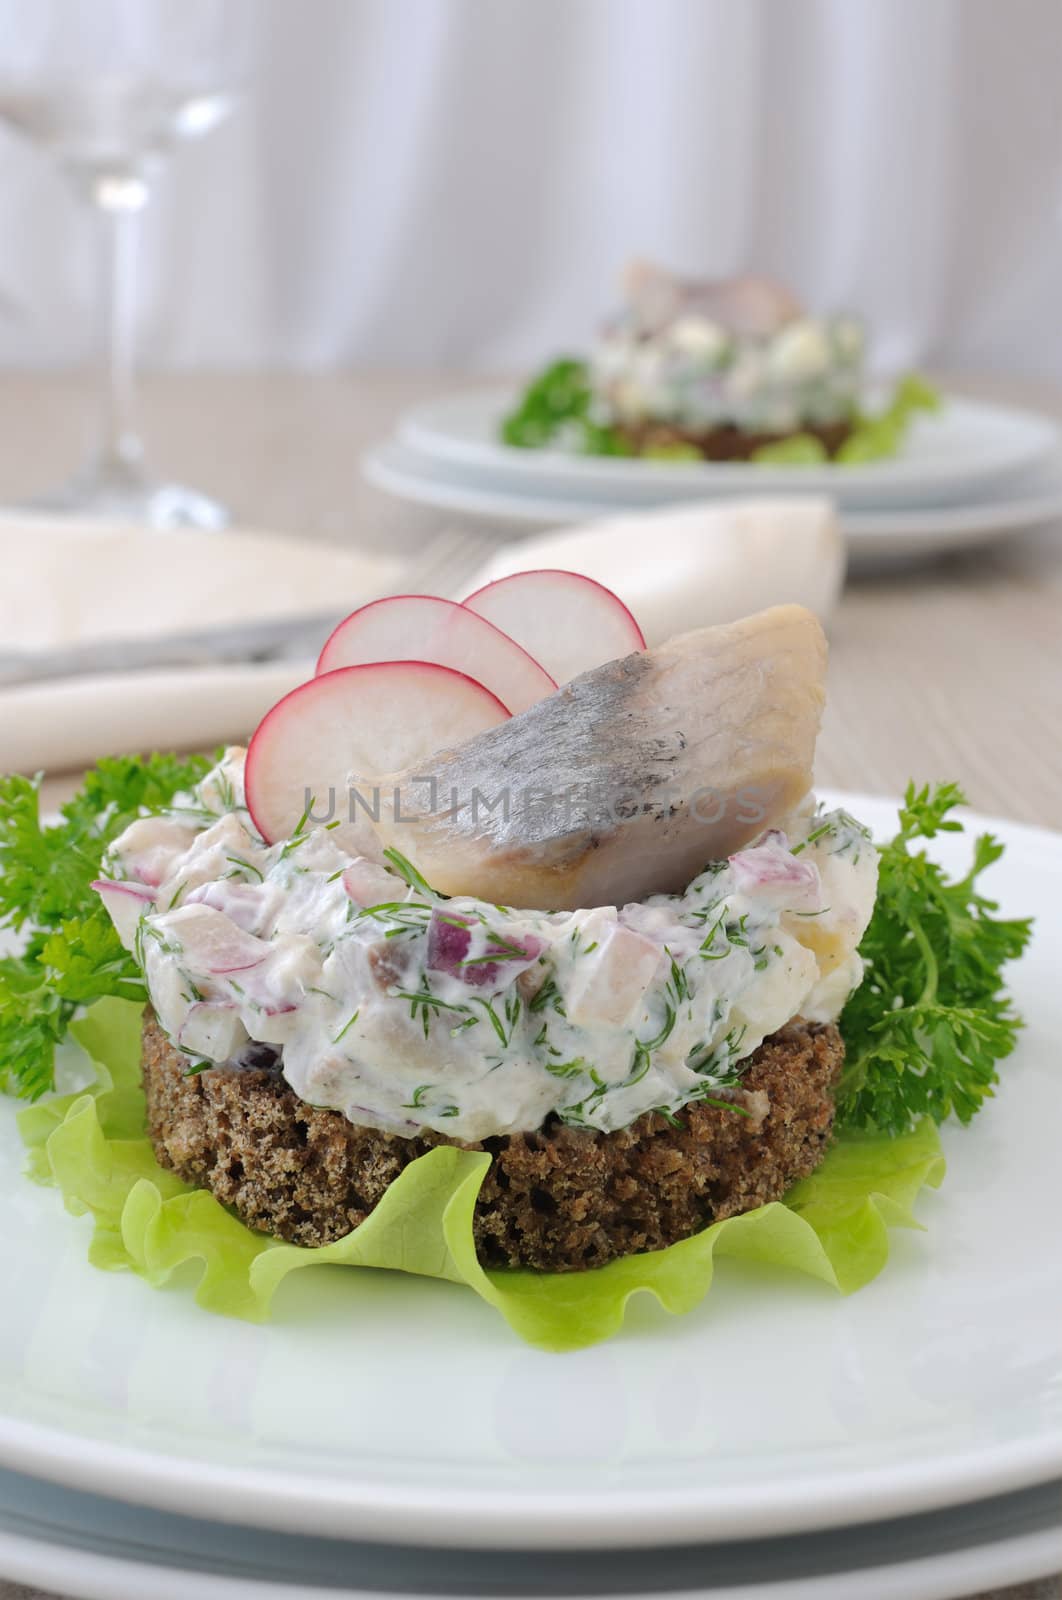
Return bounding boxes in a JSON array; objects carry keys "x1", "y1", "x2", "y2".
[
  {"x1": 836, "y1": 782, "x2": 1033, "y2": 1135},
  {"x1": 501, "y1": 358, "x2": 631, "y2": 455},
  {"x1": 0, "y1": 751, "x2": 213, "y2": 1099}
]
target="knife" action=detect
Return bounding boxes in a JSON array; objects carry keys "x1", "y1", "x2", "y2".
[
  {"x1": 0, "y1": 609, "x2": 349, "y2": 688},
  {"x1": 0, "y1": 529, "x2": 495, "y2": 689}
]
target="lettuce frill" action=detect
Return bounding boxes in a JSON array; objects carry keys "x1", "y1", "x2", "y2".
[{"x1": 17, "y1": 998, "x2": 945, "y2": 1351}]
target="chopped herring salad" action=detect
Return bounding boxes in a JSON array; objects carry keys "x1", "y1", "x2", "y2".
[{"x1": 95, "y1": 749, "x2": 878, "y2": 1143}]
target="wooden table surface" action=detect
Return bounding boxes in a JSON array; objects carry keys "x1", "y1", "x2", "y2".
[{"x1": 0, "y1": 370, "x2": 1059, "y2": 1600}]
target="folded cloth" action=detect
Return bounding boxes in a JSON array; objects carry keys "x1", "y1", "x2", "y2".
[
  {"x1": 460, "y1": 497, "x2": 844, "y2": 645},
  {"x1": 0, "y1": 661, "x2": 312, "y2": 776},
  {"x1": 0, "y1": 516, "x2": 402, "y2": 652},
  {"x1": 0, "y1": 498, "x2": 842, "y2": 775}
]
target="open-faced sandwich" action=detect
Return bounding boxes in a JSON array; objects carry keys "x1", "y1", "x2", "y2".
[
  {"x1": 502, "y1": 262, "x2": 938, "y2": 465},
  {"x1": 0, "y1": 572, "x2": 1031, "y2": 1345}
]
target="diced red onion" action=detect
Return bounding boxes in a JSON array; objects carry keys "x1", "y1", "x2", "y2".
[{"x1": 426, "y1": 910, "x2": 543, "y2": 988}]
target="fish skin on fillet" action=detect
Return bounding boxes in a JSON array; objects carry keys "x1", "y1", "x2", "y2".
[{"x1": 368, "y1": 604, "x2": 828, "y2": 911}]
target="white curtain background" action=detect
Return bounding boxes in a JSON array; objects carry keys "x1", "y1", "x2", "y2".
[{"x1": 0, "y1": 0, "x2": 1059, "y2": 378}]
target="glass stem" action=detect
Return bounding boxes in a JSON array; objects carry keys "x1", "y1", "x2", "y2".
[{"x1": 97, "y1": 183, "x2": 147, "y2": 480}]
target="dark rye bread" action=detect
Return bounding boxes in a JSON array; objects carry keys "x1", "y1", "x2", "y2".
[
  {"x1": 141, "y1": 1012, "x2": 843, "y2": 1272},
  {"x1": 615, "y1": 417, "x2": 853, "y2": 462}
]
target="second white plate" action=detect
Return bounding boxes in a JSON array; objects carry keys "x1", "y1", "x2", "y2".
[
  {"x1": 399, "y1": 387, "x2": 1060, "y2": 511},
  {"x1": 0, "y1": 1465, "x2": 1060, "y2": 1600},
  {"x1": 364, "y1": 439, "x2": 1062, "y2": 565}
]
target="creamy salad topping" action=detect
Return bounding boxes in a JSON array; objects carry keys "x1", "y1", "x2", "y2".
[
  {"x1": 591, "y1": 307, "x2": 864, "y2": 436},
  {"x1": 96, "y1": 750, "x2": 877, "y2": 1143}
]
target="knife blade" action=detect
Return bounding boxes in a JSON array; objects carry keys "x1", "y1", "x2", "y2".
[
  {"x1": 0, "y1": 527, "x2": 495, "y2": 690},
  {"x1": 0, "y1": 609, "x2": 348, "y2": 688}
]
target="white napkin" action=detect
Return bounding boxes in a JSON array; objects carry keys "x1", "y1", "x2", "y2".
[
  {"x1": 1, "y1": 661, "x2": 313, "y2": 777},
  {"x1": 0, "y1": 516, "x2": 402, "y2": 652},
  {"x1": 462, "y1": 497, "x2": 844, "y2": 645},
  {"x1": 0, "y1": 498, "x2": 842, "y2": 775},
  {"x1": 0, "y1": 516, "x2": 404, "y2": 775}
]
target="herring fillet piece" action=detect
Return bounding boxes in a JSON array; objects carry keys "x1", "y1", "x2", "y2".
[{"x1": 368, "y1": 605, "x2": 827, "y2": 911}]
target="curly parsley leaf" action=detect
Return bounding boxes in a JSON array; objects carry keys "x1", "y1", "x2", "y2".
[
  {"x1": 501, "y1": 358, "x2": 631, "y2": 455},
  {"x1": 0, "y1": 751, "x2": 213, "y2": 1099},
  {"x1": 837, "y1": 782, "x2": 1033, "y2": 1136}
]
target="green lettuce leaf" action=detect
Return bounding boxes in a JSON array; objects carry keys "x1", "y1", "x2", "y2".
[
  {"x1": 18, "y1": 998, "x2": 945, "y2": 1352},
  {"x1": 749, "y1": 433, "x2": 830, "y2": 465},
  {"x1": 750, "y1": 376, "x2": 941, "y2": 468}
]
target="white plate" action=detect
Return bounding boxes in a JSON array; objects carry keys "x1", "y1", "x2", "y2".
[
  {"x1": 399, "y1": 387, "x2": 1061, "y2": 511},
  {"x1": 0, "y1": 1465, "x2": 1060, "y2": 1600},
  {"x1": 0, "y1": 796, "x2": 1059, "y2": 1552},
  {"x1": 363, "y1": 439, "x2": 1062, "y2": 566}
]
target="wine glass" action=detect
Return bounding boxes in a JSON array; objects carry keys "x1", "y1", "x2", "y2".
[{"x1": 0, "y1": 0, "x2": 249, "y2": 530}]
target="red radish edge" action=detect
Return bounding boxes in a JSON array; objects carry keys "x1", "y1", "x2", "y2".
[
  {"x1": 462, "y1": 569, "x2": 647, "y2": 650},
  {"x1": 316, "y1": 593, "x2": 559, "y2": 690},
  {"x1": 245, "y1": 660, "x2": 512, "y2": 845},
  {"x1": 91, "y1": 879, "x2": 155, "y2": 901}
]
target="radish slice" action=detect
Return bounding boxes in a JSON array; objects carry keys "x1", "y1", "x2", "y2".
[
  {"x1": 185, "y1": 880, "x2": 272, "y2": 935},
  {"x1": 178, "y1": 1003, "x2": 247, "y2": 1062},
  {"x1": 316, "y1": 595, "x2": 556, "y2": 714},
  {"x1": 728, "y1": 836, "x2": 822, "y2": 910},
  {"x1": 462, "y1": 570, "x2": 646, "y2": 683},
  {"x1": 162, "y1": 903, "x2": 273, "y2": 974},
  {"x1": 564, "y1": 924, "x2": 662, "y2": 1028},
  {"x1": 245, "y1": 661, "x2": 510, "y2": 847},
  {"x1": 342, "y1": 857, "x2": 406, "y2": 908},
  {"x1": 92, "y1": 879, "x2": 156, "y2": 951},
  {"x1": 100, "y1": 816, "x2": 200, "y2": 888}
]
